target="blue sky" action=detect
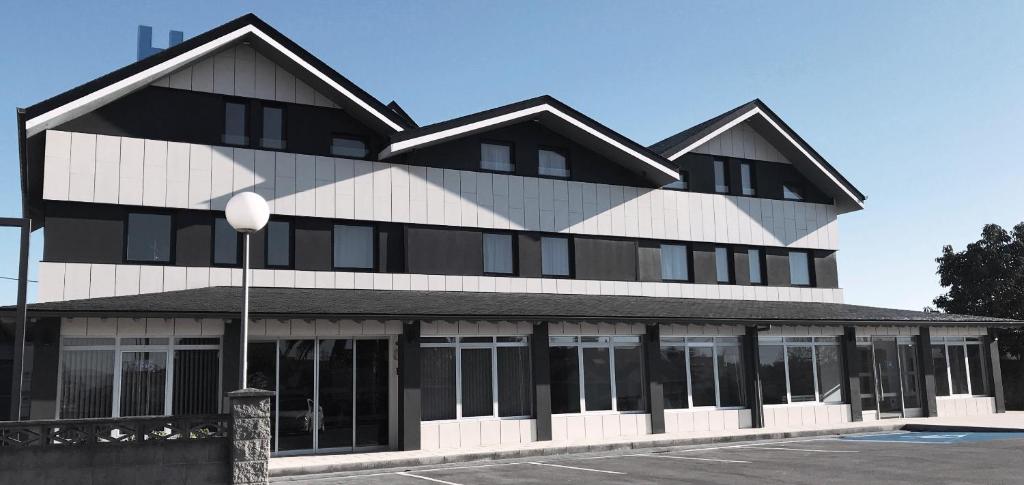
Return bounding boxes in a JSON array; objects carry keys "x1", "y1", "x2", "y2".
[{"x1": 0, "y1": 0, "x2": 1022, "y2": 310}]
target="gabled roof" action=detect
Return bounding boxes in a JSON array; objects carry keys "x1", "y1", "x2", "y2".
[
  {"x1": 22, "y1": 13, "x2": 413, "y2": 137},
  {"x1": 380, "y1": 95, "x2": 680, "y2": 186},
  {"x1": 5, "y1": 287, "x2": 1017, "y2": 326},
  {"x1": 650, "y1": 99, "x2": 866, "y2": 213}
]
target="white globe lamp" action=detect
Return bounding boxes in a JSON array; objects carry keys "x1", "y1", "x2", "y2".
[{"x1": 225, "y1": 192, "x2": 270, "y2": 389}]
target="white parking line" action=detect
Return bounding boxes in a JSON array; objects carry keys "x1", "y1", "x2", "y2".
[
  {"x1": 743, "y1": 446, "x2": 858, "y2": 453},
  {"x1": 631, "y1": 454, "x2": 751, "y2": 464},
  {"x1": 396, "y1": 471, "x2": 463, "y2": 485},
  {"x1": 527, "y1": 462, "x2": 626, "y2": 475}
]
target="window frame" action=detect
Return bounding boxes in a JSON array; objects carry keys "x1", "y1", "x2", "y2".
[
  {"x1": 746, "y1": 247, "x2": 766, "y2": 286},
  {"x1": 931, "y1": 337, "x2": 988, "y2": 398},
  {"x1": 258, "y1": 102, "x2": 288, "y2": 151},
  {"x1": 264, "y1": 217, "x2": 294, "y2": 269},
  {"x1": 420, "y1": 336, "x2": 532, "y2": 421},
  {"x1": 330, "y1": 133, "x2": 372, "y2": 160},
  {"x1": 659, "y1": 242, "x2": 692, "y2": 283},
  {"x1": 548, "y1": 336, "x2": 647, "y2": 415},
  {"x1": 714, "y1": 246, "x2": 733, "y2": 284},
  {"x1": 788, "y1": 250, "x2": 814, "y2": 287},
  {"x1": 540, "y1": 235, "x2": 574, "y2": 278},
  {"x1": 56, "y1": 336, "x2": 222, "y2": 419},
  {"x1": 211, "y1": 216, "x2": 243, "y2": 268},
  {"x1": 713, "y1": 159, "x2": 730, "y2": 194},
  {"x1": 740, "y1": 162, "x2": 756, "y2": 196},
  {"x1": 124, "y1": 211, "x2": 175, "y2": 265},
  {"x1": 482, "y1": 231, "x2": 518, "y2": 276},
  {"x1": 479, "y1": 140, "x2": 516, "y2": 174},
  {"x1": 660, "y1": 337, "x2": 745, "y2": 410},
  {"x1": 536, "y1": 146, "x2": 571, "y2": 179},
  {"x1": 757, "y1": 336, "x2": 842, "y2": 406},
  {"x1": 222, "y1": 98, "x2": 250, "y2": 147},
  {"x1": 331, "y1": 222, "x2": 377, "y2": 272}
]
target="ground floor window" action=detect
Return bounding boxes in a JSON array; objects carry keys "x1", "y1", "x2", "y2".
[
  {"x1": 660, "y1": 337, "x2": 745, "y2": 409},
  {"x1": 931, "y1": 337, "x2": 989, "y2": 397},
  {"x1": 759, "y1": 336, "x2": 842, "y2": 405},
  {"x1": 550, "y1": 336, "x2": 646, "y2": 414},
  {"x1": 421, "y1": 337, "x2": 532, "y2": 421},
  {"x1": 59, "y1": 337, "x2": 221, "y2": 419}
]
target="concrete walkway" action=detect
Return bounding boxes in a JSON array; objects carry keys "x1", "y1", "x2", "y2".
[{"x1": 270, "y1": 412, "x2": 1024, "y2": 478}]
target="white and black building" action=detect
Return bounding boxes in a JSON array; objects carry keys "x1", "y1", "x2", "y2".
[{"x1": 4, "y1": 14, "x2": 1017, "y2": 455}]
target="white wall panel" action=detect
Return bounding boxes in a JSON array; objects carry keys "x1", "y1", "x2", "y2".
[
  {"x1": 315, "y1": 156, "x2": 336, "y2": 218},
  {"x1": 116, "y1": 137, "x2": 145, "y2": 205},
  {"x1": 253, "y1": 50, "x2": 276, "y2": 100},
  {"x1": 443, "y1": 169, "x2": 462, "y2": 226},
  {"x1": 425, "y1": 167, "x2": 445, "y2": 226},
  {"x1": 233, "y1": 44, "x2": 256, "y2": 98},
  {"x1": 253, "y1": 150, "x2": 276, "y2": 209},
  {"x1": 391, "y1": 164, "x2": 411, "y2": 223},
  {"x1": 141, "y1": 139, "x2": 168, "y2": 207},
  {"x1": 165, "y1": 142, "x2": 190, "y2": 208},
  {"x1": 231, "y1": 148, "x2": 256, "y2": 196},
  {"x1": 408, "y1": 166, "x2": 428, "y2": 224},
  {"x1": 187, "y1": 144, "x2": 212, "y2": 209},
  {"x1": 372, "y1": 162, "x2": 392, "y2": 222},
  {"x1": 538, "y1": 178, "x2": 553, "y2": 232},
  {"x1": 508, "y1": 176, "x2": 525, "y2": 230},
  {"x1": 523, "y1": 177, "x2": 539, "y2": 231},
  {"x1": 553, "y1": 179, "x2": 569, "y2": 232},
  {"x1": 295, "y1": 154, "x2": 317, "y2": 216},
  {"x1": 475, "y1": 172, "x2": 493, "y2": 228},
  {"x1": 209, "y1": 146, "x2": 234, "y2": 211},
  {"x1": 274, "y1": 153, "x2": 296, "y2": 215},
  {"x1": 68, "y1": 132, "x2": 97, "y2": 201},
  {"x1": 93, "y1": 135, "x2": 121, "y2": 204},
  {"x1": 274, "y1": 65, "x2": 296, "y2": 103},
  {"x1": 459, "y1": 170, "x2": 477, "y2": 227},
  {"x1": 190, "y1": 57, "x2": 214, "y2": 92},
  {"x1": 212, "y1": 48, "x2": 235, "y2": 95},
  {"x1": 43, "y1": 130, "x2": 73, "y2": 201},
  {"x1": 623, "y1": 186, "x2": 639, "y2": 238},
  {"x1": 353, "y1": 160, "x2": 374, "y2": 220}
]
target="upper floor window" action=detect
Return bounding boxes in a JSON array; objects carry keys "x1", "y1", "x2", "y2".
[
  {"x1": 483, "y1": 233, "x2": 514, "y2": 275},
  {"x1": 126, "y1": 213, "x2": 172, "y2": 263},
  {"x1": 660, "y1": 243, "x2": 690, "y2": 281},
  {"x1": 331, "y1": 135, "x2": 369, "y2": 159},
  {"x1": 260, "y1": 105, "x2": 286, "y2": 150},
  {"x1": 223, "y1": 101, "x2": 248, "y2": 146},
  {"x1": 783, "y1": 183, "x2": 804, "y2": 201},
  {"x1": 481, "y1": 142, "x2": 514, "y2": 173},
  {"x1": 538, "y1": 149, "x2": 570, "y2": 178},
  {"x1": 714, "y1": 159, "x2": 729, "y2": 193},
  {"x1": 665, "y1": 170, "x2": 689, "y2": 191},
  {"x1": 265, "y1": 220, "x2": 292, "y2": 268},
  {"x1": 740, "y1": 162, "x2": 755, "y2": 196},
  {"x1": 747, "y1": 248, "x2": 764, "y2": 285},
  {"x1": 333, "y1": 224, "x2": 374, "y2": 270},
  {"x1": 789, "y1": 250, "x2": 812, "y2": 286},
  {"x1": 541, "y1": 236, "x2": 571, "y2": 277},
  {"x1": 213, "y1": 217, "x2": 239, "y2": 266},
  {"x1": 714, "y1": 246, "x2": 731, "y2": 284}
]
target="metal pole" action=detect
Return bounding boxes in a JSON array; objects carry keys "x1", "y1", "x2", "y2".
[
  {"x1": 9, "y1": 219, "x2": 30, "y2": 420},
  {"x1": 240, "y1": 232, "x2": 250, "y2": 390}
]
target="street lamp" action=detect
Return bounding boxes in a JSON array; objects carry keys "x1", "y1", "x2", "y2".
[{"x1": 225, "y1": 192, "x2": 270, "y2": 389}]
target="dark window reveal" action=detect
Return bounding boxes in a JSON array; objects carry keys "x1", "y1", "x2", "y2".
[
  {"x1": 266, "y1": 220, "x2": 292, "y2": 268},
  {"x1": 213, "y1": 217, "x2": 239, "y2": 266},
  {"x1": 333, "y1": 224, "x2": 374, "y2": 270},
  {"x1": 481, "y1": 142, "x2": 514, "y2": 172},
  {"x1": 331, "y1": 136, "x2": 369, "y2": 159},
  {"x1": 223, "y1": 101, "x2": 248, "y2": 146},
  {"x1": 261, "y1": 105, "x2": 286, "y2": 150},
  {"x1": 126, "y1": 213, "x2": 172, "y2": 263}
]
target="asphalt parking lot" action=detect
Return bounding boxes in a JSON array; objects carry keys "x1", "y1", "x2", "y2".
[{"x1": 273, "y1": 431, "x2": 1024, "y2": 485}]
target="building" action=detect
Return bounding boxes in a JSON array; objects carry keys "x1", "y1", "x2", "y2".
[{"x1": 5, "y1": 14, "x2": 1016, "y2": 456}]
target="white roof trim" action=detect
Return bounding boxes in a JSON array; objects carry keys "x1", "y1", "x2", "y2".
[
  {"x1": 666, "y1": 107, "x2": 863, "y2": 209},
  {"x1": 25, "y1": 24, "x2": 404, "y2": 137},
  {"x1": 381, "y1": 103, "x2": 679, "y2": 180}
]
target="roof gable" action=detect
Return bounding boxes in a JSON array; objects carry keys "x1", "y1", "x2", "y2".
[
  {"x1": 22, "y1": 14, "x2": 411, "y2": 138},
  {"x1": 651, "y1": 100, "x2": 866, "y2": 213},
  {"x1": 381, "y1": 96, "x2": 679, "y2": 186}
]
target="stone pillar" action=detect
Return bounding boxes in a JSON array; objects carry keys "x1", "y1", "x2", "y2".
[
  {"x1": 531, "y1": 322, "x2": 552, "y2": 441},
  {"x1": 742, "y1": 326, "x2": 764, "y2": 428},
  {"x1": 643, "y1": 324, "x2": 665, "y2": 434},
  {"x1": 841, "y1": 327, "x2": 863, "y2": 421},
  {"x1": 228, "y1": 389, "x2": 275, "y2": 485}
]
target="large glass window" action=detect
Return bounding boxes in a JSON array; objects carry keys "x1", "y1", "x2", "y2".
[
  {"x1": 931, "y1": 344, "x2": 950, "y2": 397},
  {"x1": 714, "y1": 159, "x2": 729, "y2": 193},
  {"x1": 483, "y1": 233, "x2": 514, "y2": 275},
  {"x1": 223, "y1": 101, "x2": 248, "y2": 146},
  {"x1": 213, "y1": 217, "x2": 239, "y2": 266},
  {"x1": 126, "y1": 213, "x2": 172, "y2": 263},
  {"x1": 261, "y1": 105, "x2": 286, "y2": 150},
  {"x1": 715, "y1": 246, "x2": 731, "y2": 284},
  {"x1": 660, "y1": 337, "x2": 745, "y2": 409},
  {"x1": 747, "y1": 248, "x2": 763, "y2": 285},
  {"x1": 538, "y1": 149, "x2": 570, "y2": 178},
  {"x1": 333, "y1": 224, "x2": 374, "y2": 270},
  {"x1": 549, "y1": 336, "x2": 646, "y2": 413},
  {"x1": 59, "y1": 337, "x2": 221, "y2": 418},
  {"x1": 541, "y1": 236, "x2": 571, "y2": 277},
  {"x1": 932, "y1": 337, "x2": 989, "y2": 397},
  {"x1": 789, "y1": 251, "x2": 812, "y2": 286},
  {"x1": 740, "y1": 162, "x2": 755, "y2": 196},
  {"x1": 421, "y1": 337, "x2": 531, "y2": 421},
  {"x1": 266, "y1": 220, "x2": 291, "y2": 268},
  {"x1": 331, "y1": 136, "x2": 369, "y2": 159},
  {"x1": 660, "y1": 243, "x2": 689, "y2": 281},
  {"x1": 481, "y1": 142, "x2": 514, "y2": 172},
  {"x1": 757, "y1": 336, "x2": 842, "y2": 405}
]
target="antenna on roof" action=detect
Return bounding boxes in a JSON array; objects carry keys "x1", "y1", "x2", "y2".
[{"x1": 137, "y1": 25, "x2": 184, "y2": 61}]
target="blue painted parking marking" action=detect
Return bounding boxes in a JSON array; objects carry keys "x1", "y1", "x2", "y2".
[{"x1": 842, "y1": 431, "x2": 1024, "y2": 444}]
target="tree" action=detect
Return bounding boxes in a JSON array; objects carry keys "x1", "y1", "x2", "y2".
[{"x1": 934, "y1": 222, "x2": 1024, "y2": 359}]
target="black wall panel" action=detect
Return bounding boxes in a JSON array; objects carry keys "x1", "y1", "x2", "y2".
[
  {"x1": 43, "y1": 203, "x2": 124, "y2": 264},
  {"x1": 691, "y1": 243, "x2": 718, "y2": 284},
  {"x1": 813, "y1": 250, "x2": 839, "y2": 289},
  {"x1": 405, "y1": 226, "x2": 483, "y2": 275},
  {"x1": 175, "y1": 211, "x2": 212, "y2": 267},
  {"x1": 294, "y1": 218, "x2": 332, "y2": 271},
  {"x1": 573, "y1": 237, "x2": 637, "y2": 281},
  {"x1": 733, "y1": 249, "x2": 751, "y2": 286},
  {"x1": 675, "y1": 153, "x2": 832, "y2": 204},
  {"x1": 765, "y1": 248, "x2": 791, "y2": 287},
  {"x1": 517, "y1": 233, "x2": 543, "y2": 278},
  {"x1": 637, "y1": 241, "x2": 662, "y2": 282},
  {"x1": 377, "y1": 223, "x2": 406, "y2": 273}
]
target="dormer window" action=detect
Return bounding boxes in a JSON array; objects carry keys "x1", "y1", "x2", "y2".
[
  {"x1": 538, "y1": 148, "x2": 569, "y2": 178},
  {"x1": 223, "y1": 101, "x2": 248, "y2": 146},
  {"x1": 260, "y1": 104, "x2": 286, "y2": 150},
  {"x1": 481, "y1": 142, "x2": 514, "y2": 173},
  {"x1": 740, "y1": 162, "x2": 755, "y2": 196},
  {"x1": 783, "y1": 183, "x2": 804, "y2": 201},
  {"x1": 714, "y1": 159, "x2": 729, "y2": 193},
  {"x1": 331, "y1": 135, "x2": 369, "y2": 159}
]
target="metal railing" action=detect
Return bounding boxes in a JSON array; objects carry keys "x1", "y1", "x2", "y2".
[{"x1": 0, "y1": 414, "x2": 230, "y2": 448}]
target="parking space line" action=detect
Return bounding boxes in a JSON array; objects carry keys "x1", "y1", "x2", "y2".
[
  {"x1": 527, "y1": 462, "x2": 626, "y2": 475},
  {"x1": 396, "y1": 472, "x2": 463, "y2": 485},
  {"x1": 630, "y1": 453, "x2": 751, "y2": 464},
  {"x1": 743, "y1": 447, "x2": 858, "y2": 453}
]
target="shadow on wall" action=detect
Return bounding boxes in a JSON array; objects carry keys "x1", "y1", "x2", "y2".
[{"x1": 44, "y1": 131, "x2": 837, "y2": 249}]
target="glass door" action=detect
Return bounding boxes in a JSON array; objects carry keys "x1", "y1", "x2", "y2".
[
  {"x1": 897, "y1": 338, "x2": 921, "y2": 415},
  {"x1": 278, "y1": 340, "x2": 316, "y2": 453},
  {"x1": 872, "y1": 338, "x2": 904, "y2": 419}
]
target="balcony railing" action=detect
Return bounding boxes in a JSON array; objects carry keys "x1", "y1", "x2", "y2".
[{"x1": 0, "y1": 414, "x2": 230, "y2": 448}]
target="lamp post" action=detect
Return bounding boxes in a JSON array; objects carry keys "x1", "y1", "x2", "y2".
[{"x1": 225, "y1": 192, "x2": 270, "y2": 389}]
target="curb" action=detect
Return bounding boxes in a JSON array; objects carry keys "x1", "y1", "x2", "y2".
[
  {"x1": 270, "y1": 423, "x2": 904, "y2": 479},
  {"x1": 902, "y1": 423, "x2": 1024, "y2": 433}
]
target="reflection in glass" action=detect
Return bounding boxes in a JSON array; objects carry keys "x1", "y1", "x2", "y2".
[
  {"x1": 60, "y1": 350, "x2": 115, "y2": 418},
  {"x1": 758, "y1": 344, "x2": 787, "y2": 405},
  {"x1": 614, "y1": 345, "x2": 645, "y2": 411},
  {"x1": 661, "y1": 347, "x2": 689, "y2": 409},
  {"x1": 582, "y1": 348, "x2": 612, "y2": 411},
  {"x1": 173, "y1": 348, "x2": 219, "y2": 415},
  {"x1": 857, "y1": 345, "x2": 877, "y2": 411},
  {"x1": 947, "y1": 345, "x2": 969, "y2": 395},
  {"x1": 816, "y1": 344, "x2": 843, "y2": 404},
  {"x1": 716, "y1": 344, "x2": 745, "y2": 407},
  {"x1": 966, "y1": 344, "x2": 987, "y2": 396},
  {"x1": 689, "y1": 347, "x2": 716, "y2": 407},
  {"x1": 549, "y1": 346, "x2": 580, "y2": 413},
  {"x1": 498, "y1": 347, "x2": 532, "y2": 417},
  {"x1": 120, "y1": 351, "x2": 167, "y2": 417},
  {"x1": 355, "y1": 340, "x2": 390, "y2": 447},
  {"x1": 461, "y1": 348, "x2": 494, "y2": 417},
  {"x1": 931, "y1": 345, "x2": 950, "y2": 397},
  {"x1": 247, "y1": 342, "x2": 278, "y2": 450},
  {"x1": 786, "y1": 346, "x2": 815, "y2": 402},
  {"x1": 318, "y1": 339, "x2": 353, "y2": 449},
  {"x1": 899, "y1": 343, "x2": 920, "y2": 409},
  {"x1": 421, "y1": 347, "x2": 456, "y2": 420},
  {"x1": 278, "y1": 340, "x2": 315, "y2": 451}
]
